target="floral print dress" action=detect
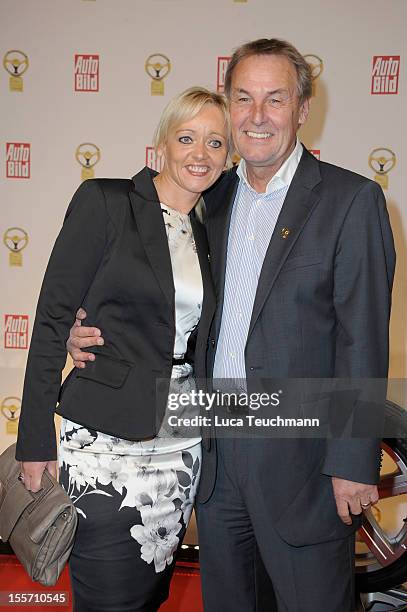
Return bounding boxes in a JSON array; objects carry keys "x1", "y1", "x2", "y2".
[{"x1": 59, "y1": 204, "x2": 203, "y2": 587}]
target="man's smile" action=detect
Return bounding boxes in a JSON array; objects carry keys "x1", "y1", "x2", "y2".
[{"x1": 244, "y1": 131, "x2": 273, "y2": 140}]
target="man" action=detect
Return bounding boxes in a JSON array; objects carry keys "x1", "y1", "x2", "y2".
[{"x1": 68, "y1": 39, "x2": 395, "y2": 611}]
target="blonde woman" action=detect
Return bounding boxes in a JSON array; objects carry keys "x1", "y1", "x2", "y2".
[{"x1": 16, "y1": 87, "x2": 229, "y2": 611}]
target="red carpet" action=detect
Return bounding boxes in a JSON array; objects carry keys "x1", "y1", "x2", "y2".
[{"x1": 0, "y1": 555, "x2": 203, "y2": 611}]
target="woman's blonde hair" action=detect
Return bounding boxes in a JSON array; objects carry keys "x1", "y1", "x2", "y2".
[{"x1": 153, "y1": 86, "x2": 230, "y2": 150}]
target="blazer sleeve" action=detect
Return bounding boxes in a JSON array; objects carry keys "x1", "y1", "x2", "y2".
[
  {"x1": 15, "y1": 180, "x2": 109, "y2": 462},
  {"x1": 322, "y1": 180, "x2": 396, "y2": 483}
]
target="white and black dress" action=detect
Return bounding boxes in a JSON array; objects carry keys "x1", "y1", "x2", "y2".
[{"x1": 59, "y1": 203, "x2": 203, "y2": 612}]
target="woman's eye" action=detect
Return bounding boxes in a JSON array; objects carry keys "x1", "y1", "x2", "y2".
[
  {"x1": 209, "y1": 139, "x2": 223, "y2": 149},
  {"x1": 179, "y1": 136, "x2": 192, "y2": 144}
]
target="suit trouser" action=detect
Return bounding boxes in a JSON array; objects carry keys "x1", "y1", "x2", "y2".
[{"x1": 195, "y1": 438, "x2": 355, "y2": 612}]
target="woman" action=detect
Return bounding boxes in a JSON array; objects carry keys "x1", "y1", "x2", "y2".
[{"x1": 16, "y1": 87, "x2": 229, "y2": 611}]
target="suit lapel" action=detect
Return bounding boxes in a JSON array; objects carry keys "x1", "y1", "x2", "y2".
[
  {"x1": 190, "y1": 212, "x2": 213, "y2": 304},
  {"x1": 204, "y1": 170, "x2": 239, "y2": 330},
  {"x1": 247, "y1": 149, "x2": 322, "y2": 338},
  {"x1": 129, "y1": 167, "x2": 174, "y2": 305}
]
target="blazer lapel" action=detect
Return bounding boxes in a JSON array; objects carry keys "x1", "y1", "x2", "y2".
[
  {"x1": 128, "y1": 167, "x2": 174, "y2": 305},
  {"x1": 247, "y1": 149, "x2": 322, "y2": 338}
]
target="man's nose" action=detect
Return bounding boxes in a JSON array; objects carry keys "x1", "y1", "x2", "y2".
[{"x1": 250, "y1": 102, "x2": 266, "y2": 125}]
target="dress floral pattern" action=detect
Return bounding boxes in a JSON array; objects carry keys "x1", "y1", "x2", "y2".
[
  {"x1": 59, "y1": 202, "x2": 202, "y2": 574},
  {"x1": 59, "y1": 423, "x2": 200, "y2": 573}
]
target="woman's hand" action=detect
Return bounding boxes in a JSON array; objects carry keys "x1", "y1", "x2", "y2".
[
  {"x1": 66, "y1": 308, "x2": 104, "y2": 368},
  {"x1": 20, "y1": 460, "x2": 58, "y2": 493}
]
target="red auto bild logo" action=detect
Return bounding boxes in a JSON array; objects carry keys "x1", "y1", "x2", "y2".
[
  {"x1": 145, "y1": 147, "x2": 163, "y2": 172},
  {"x1": 6, "y1": 143, "x2": 30, "y2": 178},
  {"x1": 371, "y1": 56, "x2": 400, "y2": 94},
  {"x1": 309, "y1": 149, "x2": 320, "y2": 160},
  {"x1": 4, "y1": 315, "x2": 29, "y2": 349},
  {"x1": 217, "y1": 57, "x2": 231, "y2": 93},
  {"x1": 74, "y1": 54, "x2": 99, "y2": 91}
]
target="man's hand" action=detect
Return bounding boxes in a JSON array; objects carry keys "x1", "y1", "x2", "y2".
[
  {"x1": 332, "y1": 477, "x2": 379, "y2": 525},
  {"x1": 20, "y1": 460, "x2": 58, "y2": 493},
  {"x1": 67, "y1": 308, "x2": 104, "y2": 368}
]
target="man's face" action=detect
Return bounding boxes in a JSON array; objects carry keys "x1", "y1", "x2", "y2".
[{"x1": 229, "y1": 54, "x2": 309, "y2": 174}]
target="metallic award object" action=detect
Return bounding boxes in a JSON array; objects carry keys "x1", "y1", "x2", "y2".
[
  {"x1": 145, "y1": 54, "x2": 171, "y2": 95},
  {"x1": 3, "y1": 228, "x2": 29, "y2": 266},
  {"x1": 75, "y1": 143, "x2": 101, "y2": 180},
  {"x1": 368, "y1": 148, "x2": 396, "y2": 190},
  {"x1": 304, "y1": 54, "x2": 323, "y2": 97},
  {"x1": 1, "y1": 397, "x2": 21, "y2": 435},
  {"x1": 3, "y1": 50, "x2": 29, "y2": 92}
]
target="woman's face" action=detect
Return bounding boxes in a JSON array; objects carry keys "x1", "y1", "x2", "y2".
[{"x1": 159, "y1": 104, "x2": 228, "y2": 197}]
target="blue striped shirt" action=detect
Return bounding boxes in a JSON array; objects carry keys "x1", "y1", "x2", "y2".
[{"x1": 213, "y1": 140, "x2": 303, "y2": 388}]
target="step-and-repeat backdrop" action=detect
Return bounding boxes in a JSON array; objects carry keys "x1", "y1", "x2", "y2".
[{"x1": 1, "y1": 0, "x2": 406, "y2": 451}]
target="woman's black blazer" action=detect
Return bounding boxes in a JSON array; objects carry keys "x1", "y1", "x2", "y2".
[{"x1": 16, "y1": 167, "x2": 216, "y2": 462}]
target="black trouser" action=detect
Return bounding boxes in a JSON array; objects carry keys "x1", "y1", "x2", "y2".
[{"x1": 196, "y1": 438, "x2": 355, "y2": 612}]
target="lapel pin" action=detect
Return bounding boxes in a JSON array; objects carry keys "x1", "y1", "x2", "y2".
[{"x1": 281, "y1": 228, "x2": 290, "y2": 239}]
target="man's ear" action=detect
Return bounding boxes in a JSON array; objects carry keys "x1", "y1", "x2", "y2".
[{"x1": 299, "y1": 98, "x2": 311, "y2": 126}]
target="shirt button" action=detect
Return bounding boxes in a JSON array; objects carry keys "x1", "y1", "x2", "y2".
[
  {"x1": 248, "y1": 234, "x2": 255, "y2": 241},
  {"x1": 229, "y1": 352, "x2": 235, "y2": 358}
]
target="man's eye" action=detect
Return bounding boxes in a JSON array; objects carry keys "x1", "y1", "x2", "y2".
[
  {"x1": 209, "y1": 139, "x2": 223, "y2": 149},
  {"x1": 179, "y1": 136, "x2": 192, "y2": 144},
  {"x1": 270, "y1": 98, "x2": 282, "y2": 106},
  {"x1": 237, "y1": 97, "x2": 250, "y2": 103}
]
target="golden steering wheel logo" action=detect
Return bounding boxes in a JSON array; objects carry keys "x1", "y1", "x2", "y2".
[
  {"x1": 368, "y1": 148, "x2": 396, "y2": 190},
  {"x1": 304, "y1": 54, "x2": 323, "y2": 97},
  {"x1": 1, "y1": 396, "x2": 21, "y2": 435},
  {"x1": 3, "y1": 50, "x2": 29, "y2": 92},
  {"x1": 75, "y1": 143, "x2": 101, "y2": 181},
  {"x1": 3, "y1": 227, "x2": 29, "y2": 267},
  {"x1": 145, "y1": 54, "x2": 171, "y2": 96}
]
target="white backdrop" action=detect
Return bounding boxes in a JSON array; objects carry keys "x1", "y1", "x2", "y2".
[{"x1": 1, "y1": 0, "x2": 406, "y2": 452}]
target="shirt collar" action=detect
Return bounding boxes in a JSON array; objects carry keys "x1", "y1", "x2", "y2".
[{"x1": 236, "y1": 139, "x2": 303, "y2": 195}]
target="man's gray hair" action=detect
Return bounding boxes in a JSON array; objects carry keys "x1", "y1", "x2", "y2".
[{"x1": 224, "y1": 38, "x2": 313, "y2": 104}]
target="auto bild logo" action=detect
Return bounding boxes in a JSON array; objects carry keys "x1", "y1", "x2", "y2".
[
  {"x1": 74, "y1": 54, "x2": 99, "y2": 92},
  {"x1": 371, "y1": 56, "x2": 400, "y2": 94},
  {"x1": 145, "y1": 147, "x2": 163, "y2": 172},
  {"x1": 217, "y1": 57, "x2": 231, "y2": 93},
  {"x1": 6, "y1": 143, "x2": 30, "y2": 178},
  {"x1": 4, "y1": 314, "x2": 29, "y2": 349},
  {"x1": 309, "y1": 149, "x2": 320, "y2": 160}
]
